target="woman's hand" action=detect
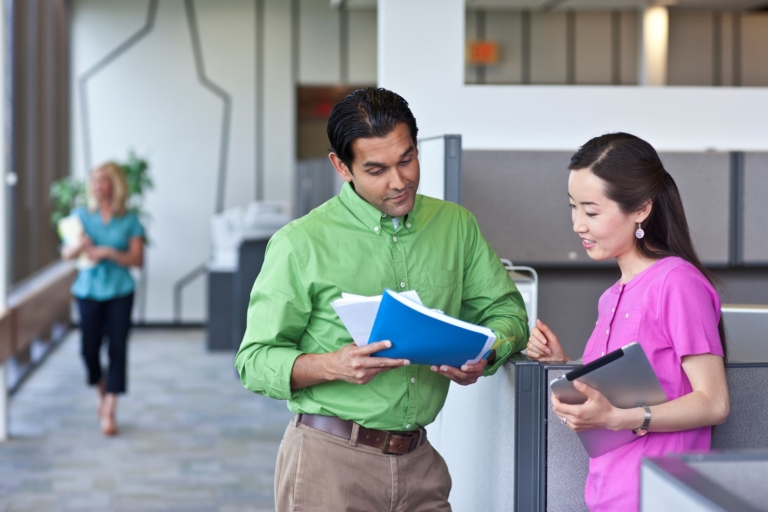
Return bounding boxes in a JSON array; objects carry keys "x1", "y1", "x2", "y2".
[
  {"x1": 61, "y1": 234, "x2": 94, "y2": 260},
  {"x1": 552, "y1": 380, "x2": 633, "y2": 432},
  {"x1": 85, "y1": 245, "x2": 117, "y2": 263},
  {"x1": 80, "y1": 234, "x2": 94, "y2": 252},
  {"x1": 527, "y1": 319, "x2": 568, "y2": 361}
]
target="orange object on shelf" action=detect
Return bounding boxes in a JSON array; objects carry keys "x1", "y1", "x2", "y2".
[{"x1": 466, "y1": 41, "x2": 499, "y2": 65}]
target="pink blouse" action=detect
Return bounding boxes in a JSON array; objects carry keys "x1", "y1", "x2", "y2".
[{"x1": 582, "y1": 256, "x2": 724, "y2": 512}]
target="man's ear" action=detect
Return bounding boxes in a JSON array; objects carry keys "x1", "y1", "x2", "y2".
[{"x1": 329, "y1": 153, "x2": 353, "y2": 183}]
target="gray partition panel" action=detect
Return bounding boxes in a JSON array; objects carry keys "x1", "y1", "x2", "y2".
[
  {"x1": 444, "y1": 135, "x2": 462, "y2": 204},
  {"x1": 233, "y1": 239, "x2": 269, "y2": 350},
  {"x1": 463, "y1": 151, "x2": 587, "y2": 264},
  {"x1": 546, "y1": 368, "x2": 590, "y2": 512},
  {"x1": 295, "y1": 158, "x2": 342, "y2": 219},
  {"x1": 642, "y1": 453, "x2": 768, "y2": 512},
  {"x1": 721, "y1": 307, "x2": 768, "y2": 363},
  {"x1": 744, "y1": 153, "x2": 768, "y2": 264},
  {"x1": 712, "y1": 365, "x2": 768, "y2": 450},
  {"x1": 658, "y1": 152, "x2": 730, "y2": 265},
  {"x1": 463, "y1": 150, "x2": 731, "y2": 266},
  {"x1": 207, "y1": 270, "x2": 235, "y2": 351},
  {"x1": 514, "y1": 361, "x2": 562, "y2": 511},
  {"x1": 515, "y1": 361, "x2": 768, "y2": 512}
]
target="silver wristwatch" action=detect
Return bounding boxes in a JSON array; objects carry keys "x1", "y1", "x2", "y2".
[{"x1": 633, "y1": 405, "x2": 651, "y2": 436}]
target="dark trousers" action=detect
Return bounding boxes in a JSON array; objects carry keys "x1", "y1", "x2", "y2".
[{"x1": 76, "y1": 293, "x2": 134, "y2": 394}]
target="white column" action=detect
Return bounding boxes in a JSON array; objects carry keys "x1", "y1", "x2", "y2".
[
  {"x1": 638, "y1": 6, "x2": 669, "y2": 86},
  {"x1": 263, "y1": 0, "x2": 296, "y2": 206},
  {"x1": 378, "y1": 0, "x2": 463, "y2": 106},
  {"x1": 0, "y1": 0, "x2": 9, "y2": 442}
]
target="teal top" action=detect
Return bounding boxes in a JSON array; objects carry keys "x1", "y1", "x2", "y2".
[
  {"x1": 236, "y1": 182, "x2": 529, "y2": 431},
  {"x1": 70, "y1": 207, "x2": 145, "y2": 301}
]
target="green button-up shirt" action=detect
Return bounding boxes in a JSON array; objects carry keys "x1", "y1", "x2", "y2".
[{"x1": 235, "y1": 182, "x2": 529, "y2": 431}]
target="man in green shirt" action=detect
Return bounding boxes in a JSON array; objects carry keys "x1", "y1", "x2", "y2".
[{"x1": 236, "y1": 88, "x2": 528, "y2": 511}]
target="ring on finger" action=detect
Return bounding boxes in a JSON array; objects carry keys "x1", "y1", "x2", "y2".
[{"x1": 560, "y1": 416, "x2": 567, "y2": 426}]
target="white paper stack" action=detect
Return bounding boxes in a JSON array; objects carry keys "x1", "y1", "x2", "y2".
[
  {"x1": 331, "y1": 290, "x2": 423, "y2": 346},
  {"x1": 58, "y1": 215, "x2": 95, "y2": 269}
]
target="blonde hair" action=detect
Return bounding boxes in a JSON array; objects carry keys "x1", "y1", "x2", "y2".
[{"x1": 87, "y1": 162, "x2": 129, "y2": 217}]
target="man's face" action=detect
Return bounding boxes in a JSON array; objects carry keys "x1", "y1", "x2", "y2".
[{"x1": 330, "y1": 122, "x2": 420, "y2": 218}]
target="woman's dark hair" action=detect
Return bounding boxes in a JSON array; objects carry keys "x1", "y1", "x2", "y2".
[
  {"x1": 569, "y1": 132, "x2": 727, "y2": 357},
  {"x1": 326, "y1": 87, "x2": 418, "y2": 170}
]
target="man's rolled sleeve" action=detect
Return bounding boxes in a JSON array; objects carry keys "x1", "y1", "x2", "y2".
[
  {"x1": 235, "y1": 232, "x2": 312, "y2": 401},
  {"x1": 459, "y1": 212, "x2": 530, "y2": 377}
]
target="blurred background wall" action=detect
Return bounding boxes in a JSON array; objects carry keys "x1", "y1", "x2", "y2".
[
  {"x1": 2, "y1": 0, "x2": 766, "y2": 343},
  {"x1": 68, "y1": 0, "x2": 376, "y2": 323}
]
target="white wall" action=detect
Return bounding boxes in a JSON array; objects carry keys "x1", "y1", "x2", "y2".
[
  {"x1": 379, "y1": 0, "x2": 768, "y2": 152},
  {"x1": 71, "y1": 0, "x2": 377, "y2": 323},
  {"x1": 263, "y1": 0, "x2": 295, "y2": 206},
  {"x1": 71, "y1": 0, "x2": 258, "y2": 322}
]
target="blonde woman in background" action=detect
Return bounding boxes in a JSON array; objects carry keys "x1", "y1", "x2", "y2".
[{"x1": 61, "y1": 162, "x2": 145, "y2": 436}]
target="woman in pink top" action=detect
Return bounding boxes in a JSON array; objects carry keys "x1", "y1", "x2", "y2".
[{"x1": 526, "y1": 133, "x2": 729, "y2": 511}]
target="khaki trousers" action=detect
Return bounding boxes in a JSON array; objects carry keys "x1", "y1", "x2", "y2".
[{"x1": 275, "y1": 416, "x2": 452, "y2": 512}]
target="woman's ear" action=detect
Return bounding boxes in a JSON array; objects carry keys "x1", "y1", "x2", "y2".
[{"x1": 636, "y1": 200, "x2": 652, "y2": 224}]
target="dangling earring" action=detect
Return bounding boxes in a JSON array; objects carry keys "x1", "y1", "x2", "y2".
[{"x1": 635, "y1": 222, "x2": 645, "y2": 239}]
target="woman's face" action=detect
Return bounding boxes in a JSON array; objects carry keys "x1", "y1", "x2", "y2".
[
  {"x1": 568, "y1": 168, "x2": 639, "y2": 262},
  {"x1": 92, "y1": 169, "x2": 113, "y2": 202}
]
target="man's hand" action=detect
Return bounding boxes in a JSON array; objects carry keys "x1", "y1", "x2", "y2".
[
  {"x1": 430, "y1": 359, "x2": 487, "y2": 386},
  {"x1": 291, "y1": 341, "x2": 410, "y2": 390},
  {"x1": 328, "y1": 341, "x2": 411, "y2": 384}
]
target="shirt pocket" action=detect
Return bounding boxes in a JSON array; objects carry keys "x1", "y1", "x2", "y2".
[
  {"x1": 419, "y1": 270, "x2": 456, "y2": 289},
  {"x1": 608, "y1": 309, "x2": 644, "y2": 351},
  {"x1": 417, "y1": 270, "x2": 458, "y2": 313}
]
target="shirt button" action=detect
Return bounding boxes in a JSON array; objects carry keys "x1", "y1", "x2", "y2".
[
  {"x1": 381, "y1": 212, "x2": 386, "y2": 217},
  {"x1": 392, "y1": 236, "x2": 397, "y2": 242},
  {"x1": 625, "y1": 313, "x2": 629, "y2": 319},
  {"x1": 400, "y1": 282, "x2": 406, "y2": 288},
  {"x1": 601, "y1": 351, "x2": 606, "y2": 356},
  {"x1": 407, "y1": 223, "x2": 412, "y2": 228},
  {"x1": 406, "y1": 424, "x2": 411, "y2": 429},
  {"x1": 612, "y1": 308, "x2": 615, "y2": 313},
  {"x1": 606, "y1": 329, "x2": 610, "y2": 335},
  {"x1": 411, "y1": 378, "x2": 415, "y2": 384},
  {"x1": 374, "y1": 226, "x2": 379, "y2": 232}
]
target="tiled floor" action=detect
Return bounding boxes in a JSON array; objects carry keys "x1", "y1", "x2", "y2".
[{"x1": 0, "y1": 328, "x2": 293, "y2": 512}]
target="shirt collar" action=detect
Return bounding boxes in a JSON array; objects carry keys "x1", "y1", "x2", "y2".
[{"x1": 339, "y1": 182, "x2": 419, "y2": 235}]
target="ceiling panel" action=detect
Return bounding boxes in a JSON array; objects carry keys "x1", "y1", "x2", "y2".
[{"x1": 465, "y1": 0, "x2": 768, "y2": 10}]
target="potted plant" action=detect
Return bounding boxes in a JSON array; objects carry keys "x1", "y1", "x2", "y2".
[{"x1": 50, "y1": 151, "x2": 153, "y2": 226}]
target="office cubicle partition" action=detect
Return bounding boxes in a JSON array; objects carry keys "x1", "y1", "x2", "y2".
[
  {"x1": 641, "y1": 452, "x2": 768, "y2": 512},
  {"x1": 514, "y1": 361, "x2": 768, "y2": 512},
  {"x1": 722, "y1": 305, "x2": 768, "y2": 363},
  {"x1": 417, "y1": 134, "x2": 462, "y2": 203}
]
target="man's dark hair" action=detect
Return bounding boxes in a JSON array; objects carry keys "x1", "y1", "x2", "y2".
[{"x1": 326, "y1": 87, "x2": 418, "y2": 170}]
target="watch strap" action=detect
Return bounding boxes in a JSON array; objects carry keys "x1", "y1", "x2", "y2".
[{"x1": 633, "y1": 405, "x2": 652, "y2": 435}]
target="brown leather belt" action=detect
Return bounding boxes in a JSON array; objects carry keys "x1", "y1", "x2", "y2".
[{"x1": 296, "y1": 413, "x2": 426, "y2": 455}]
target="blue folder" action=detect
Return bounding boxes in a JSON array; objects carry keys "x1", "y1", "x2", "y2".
[{"x1": 368, "y1": 289, "x2": 495, "y2": 367}]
